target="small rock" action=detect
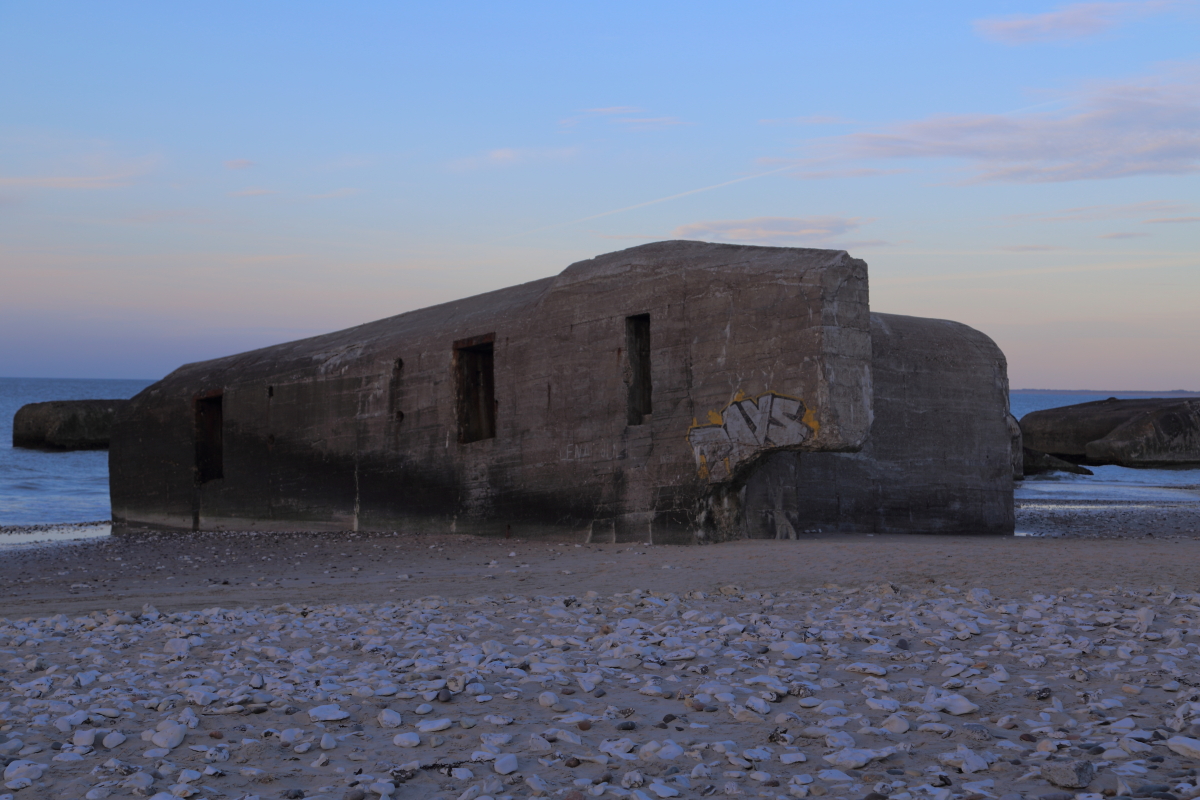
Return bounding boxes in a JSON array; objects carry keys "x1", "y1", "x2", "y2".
[
  {"x1": 417, "y1": 717, "x2": 452, "y2": 733},
  {"x1": 1041, "y1": 759, "x2": 1095, "y2": 789},
  {"x1": 1167, "y1": 737, "x2": 1200, "y2": 760},
  {"x1": 307, "y1": 704, "x2": 350, "y2": 722},
  {"x1": 377, "y1": 709, "x2": 403, "y2": 728}
]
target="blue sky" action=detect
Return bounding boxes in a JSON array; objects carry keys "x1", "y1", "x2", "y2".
[{"x1": 1, "y1": 1, "x2": 1198, "y2": 389}]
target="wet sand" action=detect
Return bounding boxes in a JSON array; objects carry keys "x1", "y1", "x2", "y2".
[{"x1": 2, "y1": 514, "x2": 1200, "y2": 620}]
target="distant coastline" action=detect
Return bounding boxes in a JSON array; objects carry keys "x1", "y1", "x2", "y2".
[{"x1": 1013, "y1": 389, "x2": 1200, "y2": 395}]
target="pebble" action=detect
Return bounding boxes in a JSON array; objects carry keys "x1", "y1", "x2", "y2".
[
  {"x1": 307, "y1": 703, "x2": 349, "y2": 721},
  {"x1": 2, "y1": 583, "x2": 1200, "y2": 799},
  {"x1": 417, "y1": 717, "x2": 452, "y2": 732},
  {"x1": 377, "y1": 708, "x2": 403, "y2": 728},
  {"x1": 1042, "y1": 758, "x2": 1097, "y2": 788}
]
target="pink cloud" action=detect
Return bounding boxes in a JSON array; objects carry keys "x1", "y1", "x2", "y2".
[
  {"x1": 759, "y1": 115, "x2": 852, "y2": 126},
  {"x1": 229, "y1": 187, "x2": 276, "y2": 197},
  {"x1": 0, "y1": 173, "x2": 136, "y2": 189},
  {"x1": 447, "y1": 147, "x2": 578, "y2": 172},
  {"x1": 974, "y1": 1, "x2": 1173, "y2": 44},
  {"x1": 1011, "y1": 200, "x2": 1190, "y2": 222},
  {"x1": 305, "y1": 188, "x2": 359, "y2": 199},
  {"x1": 790, "y1": 167, "x2": 908, "y2": 180},
  {"x1": 613, "y1": 116, "x2": 687, "y2": 131},
  {"x1": 224, "y1": 159, "x2": 255, "y2": 170},
  {"x1": 843, "y1": 65, "x2": 1200, "y2": 182},
  {"x1": 559, "y1": 106, "x2": 687, "y2": 131}
]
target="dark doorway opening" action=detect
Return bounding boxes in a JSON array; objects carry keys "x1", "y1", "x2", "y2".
[
  {"x1": 195, "y1": 394, "x2": 224, "y2": 483},
  {"x1": 455, "y1": 335, "x2": 496, "y2": 443},
  {"x1": 626, "y1": 314, "x2": 652, "y2": 425}
]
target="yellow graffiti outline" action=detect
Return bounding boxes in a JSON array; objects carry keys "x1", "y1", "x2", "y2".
[
  {"x1": 685, "y1": 390, "x2": 821, "y2": 439},
  {"x1": 685, "y1": 390, "x2": 822, "y2": 478}
]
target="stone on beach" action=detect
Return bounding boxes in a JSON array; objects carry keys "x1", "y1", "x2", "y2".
[
  {"x1": 1041, "y1": 759, "x2": 1096, "y2": 788},
  {"x1": 306, "y1": 704, "x2": 349, "y2": 721}
]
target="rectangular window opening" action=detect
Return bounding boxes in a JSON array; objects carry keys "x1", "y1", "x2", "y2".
[
  {"x1": 455, "y1": 335, "x2": 496, "y2": 443},
  {"x1": 195, "y1": 394, "x2": 224, "y2": 483},
  {"x1": 626, "y1": 314, "x2": 652, "y2": 425}
]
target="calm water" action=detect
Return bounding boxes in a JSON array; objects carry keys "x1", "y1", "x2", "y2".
[
  {"x1": 0, "y1": 377, "x2": 153, "y2": 527},
  {"x1": 1, "y1": 381, "x2": 1197, "y2": 533}
]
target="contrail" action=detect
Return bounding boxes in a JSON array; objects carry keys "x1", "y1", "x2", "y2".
[{"x1": 505, "y1": 161, "x2": 806, "y2": 240}]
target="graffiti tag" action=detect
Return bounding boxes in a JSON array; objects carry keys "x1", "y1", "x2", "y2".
[{"x1": 687, "y1": 392, "x2": 815, "y2": 483}]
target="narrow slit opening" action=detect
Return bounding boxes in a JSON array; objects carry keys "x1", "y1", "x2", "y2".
[
  {"x1": 455, "y1": 336, "x2": 496, "y2": 443},
  {"x1": 195, "y1": 394, "x2": 224, "y2": 483},
  {"x1": 626, "y1": 314, "x2": 652, "y2": 425}
]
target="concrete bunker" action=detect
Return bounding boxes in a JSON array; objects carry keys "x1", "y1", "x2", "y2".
[{"x1": 110, "y1": 241, "x2": 1014, "y2": 540}]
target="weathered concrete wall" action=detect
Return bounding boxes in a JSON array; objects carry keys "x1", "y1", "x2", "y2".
[
  {"x1": 111, "y1": 241, "x2": 873, "y2": 540},
  {"x1": 737, "y1": 313, "x2": 1015, "y2": 537},
  {"x1": 13, "y1": 400, "x2": 128, "y2": 450},
  {"x1": 1022, "y1": 398, "x2": 1200, "y2": 467}
]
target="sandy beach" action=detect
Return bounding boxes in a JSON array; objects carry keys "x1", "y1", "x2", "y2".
[
  {"x1": 0, "y1": 523, "x2": 1199, "y2": 620},
  {"x1": 4, "y1": 510, "x2": 1200, "y2": 800}
]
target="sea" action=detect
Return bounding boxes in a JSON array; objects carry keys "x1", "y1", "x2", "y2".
[
  {"x1": 0, "y1": 377, "x2": 153, "y2": 529},
  {"x1": 0, "y1": 379, "x2": 1198, "y2": 544}
]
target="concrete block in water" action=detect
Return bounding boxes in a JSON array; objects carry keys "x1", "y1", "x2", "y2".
[
  {"x1": 12, "y1": 400, "x2": 128, "y2": 450},
  {"x1": 1022, "y1": 397, "x2": 1200, "y2": 467}
]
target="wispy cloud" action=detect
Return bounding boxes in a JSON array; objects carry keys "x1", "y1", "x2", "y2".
[
  {"x1": 558, "y1": 107, "x2": 640, "y2": 127},
  {"x1": 121, "y1": 209, "x2": 216, "y2": 225},
  {"x1": 0, "y1": 172, "x2": 138, "y2": 189},
  {"x1": 615, "y1": 116, "x2": 686, "y2": 131},
  {"x1": 582, "y1": 106, "x2": 641, "y2": 116},
  {"x1": 753, "y1": 155, "x2": 907, "y2": 181},
  {"x1": 996, "y1": 244, "x2": 1063, "y2": 252},
  {"x1": 224, "y1": 159, "x2": 255, "y2": 170},
  {"x1": 671, "y1": 216, "x2": 870, "y2": 247},
  {"x1": 974, "y1": 1, "x2": 1174, "y2": 44},
  {"x1": 843, "y1": 64, "x2": 1200, "y2": 182},
  {"x1": 447, "y1": 146, "x2": 578, "y2": 172},
  {"x1": 506, "y1": 162, "x2": 814, "y2": 240},
  {"x1": 1144, "y1": 215, "x2": 1200, "y2": 223},
  {"x1": 790, "y1": 167, "x2": 907, "y2": 180},
  {"x1": 1099, "y1": 231, "x2": 1149, "y2": 238},
  {"x1": 1011, "y1": 200, "x2": 1190, "y2": 222},
  {"x1": 558, "y1": 106, "x2": 686, "y2": 131},
  {"x1": 229, "y1": 187, "x2": 277, "y2": 197},
  {"x1": 305, "y1": 188, "x2": 359, "y2": 199},
  {"x1": 759, "y1": 115, "x2": 852, "y2": 126}
]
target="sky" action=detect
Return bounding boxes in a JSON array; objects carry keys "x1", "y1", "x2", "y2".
[{"x1": 1, "y1": 1, "x2": 1198, "y2": 390}]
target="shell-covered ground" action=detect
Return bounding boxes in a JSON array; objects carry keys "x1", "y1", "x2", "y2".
[{"x1": 4, "y1": 577, "x2": 1200, "y2": 800}]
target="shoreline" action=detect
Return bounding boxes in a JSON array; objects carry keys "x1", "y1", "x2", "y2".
[
  {"x1": 5, "y1": 496, "x2": 1200, "y2": 546},
  {"x1": 6, "y1": 521, "x2": 1200, "y2": 620}
]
